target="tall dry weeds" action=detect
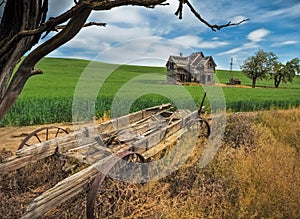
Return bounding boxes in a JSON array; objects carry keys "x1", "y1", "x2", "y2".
[{"x1": 1, "y1": 108, "x2": 300, "y2": 218}]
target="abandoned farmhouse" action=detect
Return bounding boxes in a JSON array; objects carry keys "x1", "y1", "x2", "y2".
[{"x1": 166, "y1": 52, "x2": 216, "y2": 84}]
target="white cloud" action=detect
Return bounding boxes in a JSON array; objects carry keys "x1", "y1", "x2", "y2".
[
  {"x1": 63, "y1": 24, "x2": 154, "y2": 51},
  {"x1": 217, "y1": 27, "x2": 271, "y2": 69},
  {"x1": 50, "y1": 23, "x2": 160, "y2": 61},
  {"x1": 72, "y1": 34, "x2": 229, "y2": 66},
  {"x1": 89, "y1": 7, "x2": 146, "y2": 25},
  {"x1": 172, "y1": 35, "x2": 230, "y2": 49},
  {"x1": 261, "y1": 3, "x2": 300, "y2": 19},
  {"x1": 271, "y1": 40, "x2": 299, "y2": 47},
  {"x1": 247, "y1": 28, "x2": 270, "y2": 42},
  {"x1": 229, "y1": 15, "x2": 249, "y2": 24},
  {"x1": 218, "y1": 28, "x2": 270, "y2": 56},
  {"x1": 218, "y1": 42, "x2": 258, "y2": 56},
  {"x1": 92, "y1": 37, "x2": 193, "y2": 66},
  {"x1": 198, "y1": 41, "x2": 230, "y2": 49}
]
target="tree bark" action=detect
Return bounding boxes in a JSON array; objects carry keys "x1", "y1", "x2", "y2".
[
  {"x1": 274, "y1": 75, "x2": 281, "y2": 88},
  {"x1": 0, "y1": 2, "x2": 91, "y2": 120},
  {"x1": 252, "y1": 78, "x2": 256, "y2": 88},
  {"x1": 274, "y1": 77, "x2": 279, "y2": 88},
  {"x1": 0, "y1": 0, "x2": 47, "y2": 98}
]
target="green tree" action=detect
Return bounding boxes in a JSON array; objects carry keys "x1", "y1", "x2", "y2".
[
  {"x1": 240, "y1": 49, "x2": 277, "y2": 88},
  {"x1": 272, "y1": 58, "x2": 300, "y2": 88}
]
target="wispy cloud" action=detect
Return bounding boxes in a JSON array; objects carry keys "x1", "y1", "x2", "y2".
[
  {"x1": 247, "y1": 28, "x2": 270, "y2": 42},
  {"x1": 261, "y1": 2, "x2": 300, "y2": 19},
  {"x1": 91, "y1": 36, "x2": 193, "y2": 66},
  {"x1": 172, "y1": 35, "x2": 230, "y2": 49},
  {"x1": 64, "y1": 24, "x2": 154, "y2": 50},
  {"x1": 218, "y1": 42, "x2": 258, "y2": 56},
  {"x1": 271, "y1": 40, "x2": 299, "y2": 47},
  {"x1": 229, "y1": 15, "x2": 249, "y2": 24},
  {"x1": 218, "y1": 28, "x2": 269, "y2": 56},
  {"x1": 90, "y1": 7, "x2": 146, "y2": 26}
]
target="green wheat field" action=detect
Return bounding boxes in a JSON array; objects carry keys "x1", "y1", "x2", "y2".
[{"x1": 2, "y1": 57, "x2": 300, "y2": 126}]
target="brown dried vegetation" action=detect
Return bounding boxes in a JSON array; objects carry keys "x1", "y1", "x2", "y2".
[
  {"x1": 0, "y1": 155, "x2": 68, "y2": 218},
  {"x1": 1, "y1": 108, "x2": 300, "y2": 218}
]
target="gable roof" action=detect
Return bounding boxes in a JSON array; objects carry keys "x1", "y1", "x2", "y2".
[
  {"x1": 198, "y1": 56, "x2": 217, "y2": 67},
  {"x1": 168, "y1": 56, "x2": 188, "y2": 65},
  {"x1": 166, "y1": 52, "x2": 216, "y2": 67}
]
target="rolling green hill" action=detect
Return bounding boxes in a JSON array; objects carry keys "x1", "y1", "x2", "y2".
[{"x1": 1, "y1": 57, "x2": 300, "y2": 126}]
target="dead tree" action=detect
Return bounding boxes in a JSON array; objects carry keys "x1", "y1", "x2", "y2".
[{"x1": 0, "y1": 0, "x2": 248, "y2": 121}]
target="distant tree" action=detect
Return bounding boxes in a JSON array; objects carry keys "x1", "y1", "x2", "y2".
[
  {"x1": 0, "y1": 0, "x2": 249, "y2": 121},
  {"x1": 272, "y1": 58, "x2": 300, "y2": 88},
  {"x1": 240, "y1": 49, "x2": 277, "y2": 88}
]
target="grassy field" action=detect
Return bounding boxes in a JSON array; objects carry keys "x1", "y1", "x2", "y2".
[{"x1": 1, "y1": 57, "x2": 300, "y2": 126}]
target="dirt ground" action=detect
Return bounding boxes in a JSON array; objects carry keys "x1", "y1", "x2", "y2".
[{"x1": 0, "y1": 123, "x2": 75, "y2": 153}]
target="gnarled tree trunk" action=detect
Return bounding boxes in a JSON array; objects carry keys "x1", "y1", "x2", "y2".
[
  {"x1": 0, "y1": 0, "x2": 47, "y2": 119},
  {"x1": 0, "y1": 0, "x2": 91, "y2": 120}
]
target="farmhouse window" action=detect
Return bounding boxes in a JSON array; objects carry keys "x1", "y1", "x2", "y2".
[
  {"x1": 180, "y1": 73, "x2": 186, "y2": 82},
  {"x1": 201, "y1": 75, "x2": 206, "y2": 83},
  {"x1": 170, "y1": 62, "x2": 175, "y2": 70}
]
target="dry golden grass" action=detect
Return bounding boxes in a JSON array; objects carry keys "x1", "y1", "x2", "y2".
[
  {"x1": 203, "y1": 109, "x2": 300, "y2": 218},
  {"x1": 233, "y1": 131, "x2": 300, "y2": 218},
  {"x1": 1, "y1": 108, "x2": 300, "y2": 218},
  {"x1": 257, "y1": 108, "x2": 300, "y2": 152},
  {"x1": 95, "y1": 112, "x2": 111, "y2": 124},
  {"x1": 230, "y1": 109, "x2": 300, "y2": 218}
]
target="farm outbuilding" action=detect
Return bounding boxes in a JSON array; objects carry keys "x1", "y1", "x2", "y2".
[{"x1": 166, "y1": 52, "x2": 216, "y2": 84}]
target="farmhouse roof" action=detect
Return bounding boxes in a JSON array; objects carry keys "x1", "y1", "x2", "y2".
[
  {"x1": 199, "y1": 56, "x2": 217, "y2": 66},
  {"x1": 168, "y1": 56, "x2": 188, "y2": 65},
  {"x1": 166, "y1": 52, "x2": 216, "y2": 67}
]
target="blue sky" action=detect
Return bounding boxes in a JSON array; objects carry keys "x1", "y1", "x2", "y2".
[{"x1": 2, "y1": 0, "x2": 300, "y2": 70}]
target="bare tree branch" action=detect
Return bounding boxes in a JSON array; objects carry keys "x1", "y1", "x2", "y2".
[
  {"x1": 56, "y1": 21, "x2": 106, "y2": 30},
  {"x1": 42, "y1": 21, "x2": 106, "y2": 38},
  {"x1": 0, "y1": 1, "x2": 88, "y2": 56},
  {"x1": 177, "y1": 0, "x2": 250, "y2": 31},
  {"x1": 147, "y1": 2, "x2": 170, "y2": 8},
  {"x1": 175, "y1": 0, "x2": 184, "y2": 19},
  {"x1": 22, "y1": 8, "x2": 92, "y2": 68},
  {"x1": 88, "y1": 0, "x2": 168, "y2": 10}
]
